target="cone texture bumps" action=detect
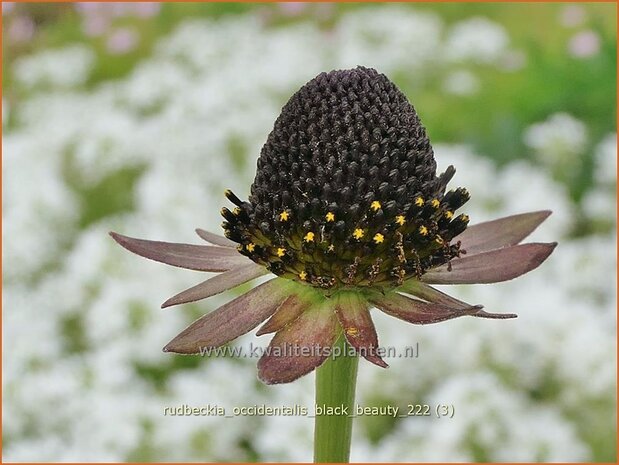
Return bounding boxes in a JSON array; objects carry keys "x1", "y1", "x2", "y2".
[{"x1": 223, "y1": 67, "x2": 470, "y2": 290}]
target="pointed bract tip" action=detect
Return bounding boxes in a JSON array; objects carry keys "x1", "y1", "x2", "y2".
[
  {"x1": 108, "y1": 231, "x2": 133, "y2": 249},
  {"x1": 162, "y1": 339, "x2": 185, "y2": 353},
  {"x1": 367, "y1": 356, "x2": 389, "y2": 369},
  {"x1": 542, "y1": 241, "x2": 559, "y2": 257},
  {"x1": 529, "y1": 209, "x2": 552, "y2": 220},
  {"x1": 109, "y1": 231, "x2": 136, "y2": 252},
  {"x1": 473, "y1": 310, "x2": 518, "y2": 320},
  {"x1": 533, "y1": 209, "x2": 553, "y2": 225}
]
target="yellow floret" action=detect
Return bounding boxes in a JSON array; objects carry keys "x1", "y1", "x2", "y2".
[
  {"x1": 276, "y1": 247, "x2": 286, "y2": 257},
  {"x1": 279, "y1": 211, "x2": 290, "y2": 221},
  {"x1": 325, "y1": 212, "x2": 335, "y2": 222},
  {"x1": 345, "y1": 327, "x2": 359, "y2": 337},
  {"x1": 304, "y1": 232, "x2": 315, "y2": 242},
  {"x1": 395, "y1": 215, "x2": 406, "y2": 226},
  {"x1": 373, "y1": 233, "x2": 385, "y2": 244},
  {"x1": 370, "y1": 200, "x2": 382, "y2": 211},
  {"x1": 353, "y1": 228, "x2": 365, "y2": 240}
]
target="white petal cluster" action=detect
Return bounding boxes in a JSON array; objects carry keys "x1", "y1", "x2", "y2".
[
  {"x1": 593, "y1": 133, "x2": 617, "y2": 186},
  {"x1": 335, "y1": 7, "x2": 443, "y2": 72},
  {"x1": 13, "y1": 44, "x2": 95, "y2": 89},
  {"x1": 3, "y1": 6, "x2": 614, "y2": 462},
  {"x1": 524, "y1": 112, "x2": 589, "y2": 172},
  {"x1": 442, "y1": 70, "x2": 480, "y2": 96},
  {"x1": 581, "y1": 133, "x2": 616, "y2": 224},
  {"x1": 444, "y1": 17, "x2": 510, "y2": 64}
]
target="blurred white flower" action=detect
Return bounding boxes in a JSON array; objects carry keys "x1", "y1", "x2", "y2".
[
  {"x1": 335, "y1": 7, "x2": 443, "y2": 73},
  {"x1": 81, "y1": 13, "x2": 110, "y2": 37},
  {"x1": 76, "y1": 2, "x2": 161, "y2": 20},
  {"x1": 560, "y1": 4, "x2": 586, "y2": 27},
  {"x1": 497, "y1": 160, "x2": 574, "y2": 241},
  {"x1": 445, "y1": 17, "x2": 509, "y2": 64},
  {"x1": 524, "y1": 112, "x2": 588, "y2": 173},
  {"x1": 442, "y1": 70, "x2": 480, "y2": 96},
  {"x1": 278, "y1": 2, "x2": 308, "y2": 17},
  {"x1": 7, "y1": 14, "x2": 35, "y2": 43},
  {"x1": 2, "y1": 135, "x2": 79, "y2": 282},
  {"x1": 582, "y1": 188, "x2": 616, "y2": 223},
  {"x1": 568, "y1": 30, "x2": 601, "y2": 58},
  {"x1": 106, "y1": 27, "x2": 139, "y2": 55},
  {"x1": 355, "y1": 373, "x2": 589, "y2": 462},
  {"x1": 133, "y1": 3, "x2": 161, "y2": 19},
  {"x1": 435, "y1": 144, "x2": 574, "y2": 238},
  {"x1": 593, "y1": 133, "x2": 617, "y2": 185},
  {"x1": 14, "y1": 44, "x2": 95, "y2": 89},
  {"x1": 434, "y1": 143, "x2": 499, "y2": 211},
  {"x1": 251, "y1": 377, "x2": 314, "y2": 461}
]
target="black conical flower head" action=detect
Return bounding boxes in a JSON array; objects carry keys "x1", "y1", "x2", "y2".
[
  {"x1": 223, "y1": 66, "x2": 471, "y2": 290},
  {"x1": 113, "y1": 65, "x2": 556, "y2": 384}
]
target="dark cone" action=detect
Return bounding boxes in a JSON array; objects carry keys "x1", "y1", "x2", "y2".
[{"x1": 223, "y1": 66, "x2": 470, "y2": 290}]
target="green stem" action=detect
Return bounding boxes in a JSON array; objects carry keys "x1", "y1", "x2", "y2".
[{"x1": 313, "y1": 335, "x2": 359, "y2": 463}]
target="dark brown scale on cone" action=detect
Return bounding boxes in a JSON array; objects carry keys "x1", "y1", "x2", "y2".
[{"x1": 223, "y1": 66, "x2": 470, "y2": 291}]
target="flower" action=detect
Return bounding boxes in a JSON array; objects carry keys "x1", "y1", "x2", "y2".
[
  {"x1": 111, "y1": 67, "x2": 556, "y2": 384},
  {"x1": 568, "y1": 30, "x2": 601, "y2": 59},
  {"x1": 106, "y1": 28, "x2": 139, "y2": 55}
]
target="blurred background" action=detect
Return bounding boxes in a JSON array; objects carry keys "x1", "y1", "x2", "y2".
[{"x1": 2, "y1": 2, "x2": 616, "y2": 462}]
